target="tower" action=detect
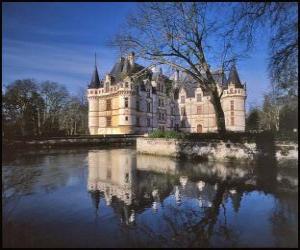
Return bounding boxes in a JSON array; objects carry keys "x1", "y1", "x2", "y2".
[
  {"x1": 87, "y1": 54, "x2": 102, "y2": 135},
  {"x1": 221, "y1": 64, "x2": 247, "y2": 131}
]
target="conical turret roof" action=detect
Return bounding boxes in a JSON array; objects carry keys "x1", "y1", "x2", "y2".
[
  {"x1": 227, "y1": 64, "x2": 242, "y2": 88},
  {"x1": 88, "y1": 65, "x2": 101, "y2": 89}
]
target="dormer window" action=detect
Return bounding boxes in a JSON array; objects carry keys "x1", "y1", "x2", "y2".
[
  {"x1": 181, "y1": 95, "x2": 185, "y2": 103},
  {"x1": 197, "y1": 94, "x2": 202, "y2": 102}
]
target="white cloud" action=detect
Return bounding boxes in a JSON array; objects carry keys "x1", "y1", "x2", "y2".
[{"x1": 2, "y1": 38, "x2": 120, "y2": 91}]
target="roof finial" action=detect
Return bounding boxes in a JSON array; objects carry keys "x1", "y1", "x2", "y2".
[{"x1": 94, "y1": 52, "x2": 97, "y2": 67}]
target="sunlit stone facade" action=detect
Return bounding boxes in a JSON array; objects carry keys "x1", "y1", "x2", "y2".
[{"x1": 87, "y1": 52, "x2": 246, "y2": 135}]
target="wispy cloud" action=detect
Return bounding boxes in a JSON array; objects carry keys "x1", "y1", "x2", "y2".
[{"x1": 2, "y1": 38, "x2": 119, "y2": 91}]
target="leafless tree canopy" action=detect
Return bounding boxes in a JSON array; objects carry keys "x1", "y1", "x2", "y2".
[
  {"x1": 229, "y1": 2, "x2": 298, "y2": 93},
  {"x1": 113, "y1": 2, "x2": 246, "y2": 133}
]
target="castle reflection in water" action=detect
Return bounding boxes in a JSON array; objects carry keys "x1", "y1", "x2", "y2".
[{"x1": 86, "y1": 149, "x2": 261, "y2": 225}]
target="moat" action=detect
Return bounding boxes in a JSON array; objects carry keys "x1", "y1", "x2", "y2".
[{"x1": 2, "y1": 147, "x2": 298, "y2": 248}]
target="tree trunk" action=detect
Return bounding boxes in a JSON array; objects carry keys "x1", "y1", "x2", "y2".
[{"x1": 210, "y1": 88, "x2": 226, "y2": 135}]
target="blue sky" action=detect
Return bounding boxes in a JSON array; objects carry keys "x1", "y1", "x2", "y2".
[{"x1": 2, "y1": 2, "x2": 270, "y2": 110}]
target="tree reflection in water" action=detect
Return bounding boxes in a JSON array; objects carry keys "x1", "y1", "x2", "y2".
[
  {"x1": 86, "y1": 149, "x2": 298, "y2": 248},
  {"x1": 2, "y1": 148, "x2": 298, "y2": 248}
]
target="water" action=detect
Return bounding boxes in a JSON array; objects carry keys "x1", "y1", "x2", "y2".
[{"x1": 2, "y1": 147, "x2": 298, "y2": 248}]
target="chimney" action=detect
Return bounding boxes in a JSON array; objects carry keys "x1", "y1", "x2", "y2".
[{"x1": 128, "y1": 51, "x2": 135, "y2": 66}]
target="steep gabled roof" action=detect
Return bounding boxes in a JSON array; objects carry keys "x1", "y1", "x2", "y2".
[{"x1": 109, "y1": 57, "x2": 149, "y2": 83}]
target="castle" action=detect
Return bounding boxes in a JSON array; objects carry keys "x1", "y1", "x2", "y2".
[{"x1": 87, "y1": 52, "x2": 246, "y2": 135}]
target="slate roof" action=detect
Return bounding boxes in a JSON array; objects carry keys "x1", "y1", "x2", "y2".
[
  {"x1": 174, "y1": 71, "x2": 210, "y2": 98},
  {"x1": 226, "y1": 65, "x2": 243, "y2": 88},
  {"x1": 88, "y1": 66, "x2": 102, "y2": 89},
  {"x1": 109, "y1": 57, "x2": 150, "y2": 83}
]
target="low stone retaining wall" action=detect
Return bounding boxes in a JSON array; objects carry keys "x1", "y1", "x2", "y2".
[
  {"x1": 137, "y1": 138, "x2": 298, "y2": 162},
  {"x1": 3, "y1": 136, "x2": 138, "y2": 151},
  {"x1": 137, "y1": 138, "x2": 258, "y2": 161}
]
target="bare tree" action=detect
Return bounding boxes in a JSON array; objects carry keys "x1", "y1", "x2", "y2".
[
  {"x1": 112, "y1": 2, "x2": 245, "y2": 134},
  {"x1": 229, "y1": 2, "x2": 298, "y2": 95},
  {"x1": 39, "y1": 81, "x2": 69, "y2": 135}
]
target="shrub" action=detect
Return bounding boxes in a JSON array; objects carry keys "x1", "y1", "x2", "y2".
[{"x1": 148, "y1": 130, "x2": 187, "y2": 139}]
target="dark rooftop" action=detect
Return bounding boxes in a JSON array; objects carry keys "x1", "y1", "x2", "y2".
[
  {"x1": 226, "y1": 65, "x2": 243, "y2": 88},
  {"x1": 88, "y1": 65, "x2": 102, "y2": 89}
]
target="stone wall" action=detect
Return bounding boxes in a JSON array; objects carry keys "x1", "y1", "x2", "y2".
[
  {"x1": 137, "y1": 138, "x2": 257, "y2": 161},
  {"x1": 137, "y1": 138, "x2": 298, "y2": 162},
  {"x1": 4, "y1": 136, "x2": 138, "y2": 151}
]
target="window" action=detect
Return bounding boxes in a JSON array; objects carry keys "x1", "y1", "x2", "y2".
[
  {"x1": 181, "y1": 107, "x2": 186, "y2": 116},
  {"x1": 162, "y1": 113, "x2": 164, "y2": 120},
  {"x1": 147, "y1": 88, "x2": 151, "y2": 97},
  {"x1": 157, "y1": 83, "x2": 160, "y2": 91},
  {"x1": 125, "y1": 82, "x2": 129, "y2": 88},
  {"x1": 106, "y1": 117, "x2": 112, "y2": 127},
  {"x1": 230, "y1": 100, "x2": 234, "y2": 111},
  {"x1": 136, "y1": 117, "x2": 140, "y2": 126},
  {"x1": 147, "y1": 118, "x2": 151, "y2": 127},
  {"x1": 197, "y1": 105, "x2": 202, "y2": 115},
  {"x1": 136, "y1": 100, "x2": 140, "y2": 111},
  {"x1": 106, "y1": 99, "x2": 112, "y2": 110},
  {"x1": 231, "y1": 117, "x2": 234, "y2": 126},
  {"x1": 147, "y1": 102, "x2": 151, "y2": 112},
  {"x1": 136, "y1": 85, "x2": 139, "y2": 94},
  {"x1": 171, "y1": 107, "x2": 174, "y2": 115},
  {"x1": 125, "y1": 116, "x2": 128, "y2": 121},
  {"x1": 197, "y1": 94, "x2": 202, "y2": 102},
  {"x1": 161, "y1": 99, "x2": 164, "y2": 107},
  {"x1": 181, "y1": 95, "x2": 185, "y2": 103},
  {"x1": 125, "y1": 97, "x2": 129, "y2": 108}
]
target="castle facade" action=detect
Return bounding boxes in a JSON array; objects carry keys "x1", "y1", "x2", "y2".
[{"x1": 87, "y1": 52, "x2": 246, "y2": 135}]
